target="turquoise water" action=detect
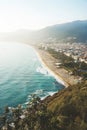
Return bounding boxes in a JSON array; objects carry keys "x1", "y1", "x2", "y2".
[{"x1": 0, "y1": 42, "x2": 64, "y2": 114}]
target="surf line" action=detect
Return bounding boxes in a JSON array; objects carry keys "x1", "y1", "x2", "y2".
[{"x1": 33, "y1": 47, "x2": 68, "y2": 88}]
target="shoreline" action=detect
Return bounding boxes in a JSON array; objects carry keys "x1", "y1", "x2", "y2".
[
  {"x1": 33, "y1": 46, "x2": 80, "y2": 88},
  {"x1": 33, "y1": 47, "x2": 69, "y2": 88}
]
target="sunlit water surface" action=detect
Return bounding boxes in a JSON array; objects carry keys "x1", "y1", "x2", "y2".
[{"x1": 0, "y1": 42, "x2": 64, "y2": 114}]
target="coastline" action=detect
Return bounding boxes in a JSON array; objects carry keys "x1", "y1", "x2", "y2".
[
  {"x1": 33, "y1": 46, "x2": 69, "y2": 88},
  {"x1": 33, "y1": 46, "x2": 80, "y2": 88}
]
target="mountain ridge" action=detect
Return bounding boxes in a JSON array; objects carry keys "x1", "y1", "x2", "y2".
[{"x1": 0, "y1": 20, "x2": 87, "y2": 44}]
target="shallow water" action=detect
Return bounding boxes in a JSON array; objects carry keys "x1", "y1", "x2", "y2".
[{"x1": 0, "y1": 42, "x2": 64, "y2": 114}]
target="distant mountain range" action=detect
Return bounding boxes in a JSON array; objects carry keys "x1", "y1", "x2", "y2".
[{"x1": 0, "y1": 20, "x2": 87, "y2": 44}]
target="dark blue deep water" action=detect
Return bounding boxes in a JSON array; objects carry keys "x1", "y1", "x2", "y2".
[{"x1": 0, "y1": 42, "x2": 64, "y2": 114}]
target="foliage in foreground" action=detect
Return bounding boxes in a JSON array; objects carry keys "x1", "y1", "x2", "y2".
[
  {"x1": 0, "y1": 81, "x2": 87, "y2": 130},
  {"x1": 0, "y1": 95, "x2": 60, "y2": 130},
  {"x1": 46, "y1": 81, "x2": 87, "y2": 130}
]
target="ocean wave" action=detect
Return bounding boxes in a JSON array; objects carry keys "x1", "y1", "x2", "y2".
[
  {"x1": 34, "y1": 89, "x2": 44, "y2": 95},
  {"x1": 41, "y1": 96, "x2": 47, "y2": 100},
  {"x1": 23, "y1": 90, "x2": 58, "y2": 108},
  {"x1": 36, "y1": 66, "x2": 49, "y2": 75},
  {"x1": 24, "y1": 102, "x2": 29, "y2": 105},
  {"x1": 25, "y1": 89, "x2": 44, "y2": 102},
  {"x1": 47, "y1": 91, "x2": 57, "y2": 96},
  {"x1": 41, "y1": 91, "x2": 56, "y2": 100}
]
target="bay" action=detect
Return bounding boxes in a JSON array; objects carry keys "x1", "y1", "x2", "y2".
[{"x1": 0, "y1": 42, "x2": 64, "y2": 114}]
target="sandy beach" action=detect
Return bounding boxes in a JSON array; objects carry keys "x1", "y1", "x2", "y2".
[{"x1": 34, "y1": 46, "x2": 79, "y2": 88}]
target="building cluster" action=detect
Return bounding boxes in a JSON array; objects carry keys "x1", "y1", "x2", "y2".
[{"x1": 40, "y1": 43, "x2": 87, "y2": 64}]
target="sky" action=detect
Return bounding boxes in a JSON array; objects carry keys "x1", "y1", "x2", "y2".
[{"x1": 0, "y1": 0, "x2": 87, "y2": 32}]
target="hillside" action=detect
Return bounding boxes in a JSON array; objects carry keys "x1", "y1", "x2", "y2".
[
  {"x1": 0, "y1": 20, "x2": 87, "y2": 44},
  {"x1": 38, "y1": 20, "x2": 87, "y2": 43},
  {"x1": 0, "y1": 81, "x2": 87, "y2": 130},
  {"x1": 45, "y1": 81, "x2": 87, "y2": 130}
]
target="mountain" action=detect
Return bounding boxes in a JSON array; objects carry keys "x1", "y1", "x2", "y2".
[
  {"x1": 0, "y1": 20, "x2": 87, "y2": 43},
  {"x1": 37, "y1": 20, "x2": 87, "y2": 43}
]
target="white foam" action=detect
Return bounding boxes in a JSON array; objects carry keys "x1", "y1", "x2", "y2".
[
  {"x1": 36, "y1": 66, "x2": 49, "y2": 75},
  {"x1": 34, "y1": 89, "x2": 43, "y2": 95},
  {"x1": 8, "y1": 107, "x2": 12, "y2": 110},
  {"x1": 28, "y1": 95, "x2": 31, "y2": 98},
  {"x1": 41, "y1": 96, "x2": 47, "y2": 100},
  {"x1": 34, "y1": 48, "x2": 66, "y2": 87},
  {"x1": 24, "y1": 102, "x2": 29, "y2": 105},
  {"x1": 26, "y1": 45, "x2": 68, "y2": 87},
  {"x1": 41, "y1": 91, "x2": 56, "y2": 100},
  {"x1": 48, "y1": 91, "x2": 56, "y2": 96}
]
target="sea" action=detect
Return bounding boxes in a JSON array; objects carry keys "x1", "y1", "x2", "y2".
[{"x1": 0, "y1": 42, "x2": 64, "y2": 114}]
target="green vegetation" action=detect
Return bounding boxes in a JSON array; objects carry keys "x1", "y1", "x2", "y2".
[
  {"x1": 46, "y1": 81, "x2": 87, "y2": 130},
  {"x1": 0, "y1": 47, "x2": 87, "y2": 130},
  {"x1": 47, "y1": 48, "x2": 87, "y2": 79},
  {"x1": 0, "y1": 95, "x2": 60, "y2": 130},
  {"x1": 0, "y1": 81, "x2": 87, "y2": 130}
]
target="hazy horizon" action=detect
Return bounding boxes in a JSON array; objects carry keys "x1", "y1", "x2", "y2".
[
  {"x1": 0, "y1": 19, "x2": 87, "y2": 34},
  {"x1": 0, "y1": 0, "x2": 87, "y2": 32}
]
